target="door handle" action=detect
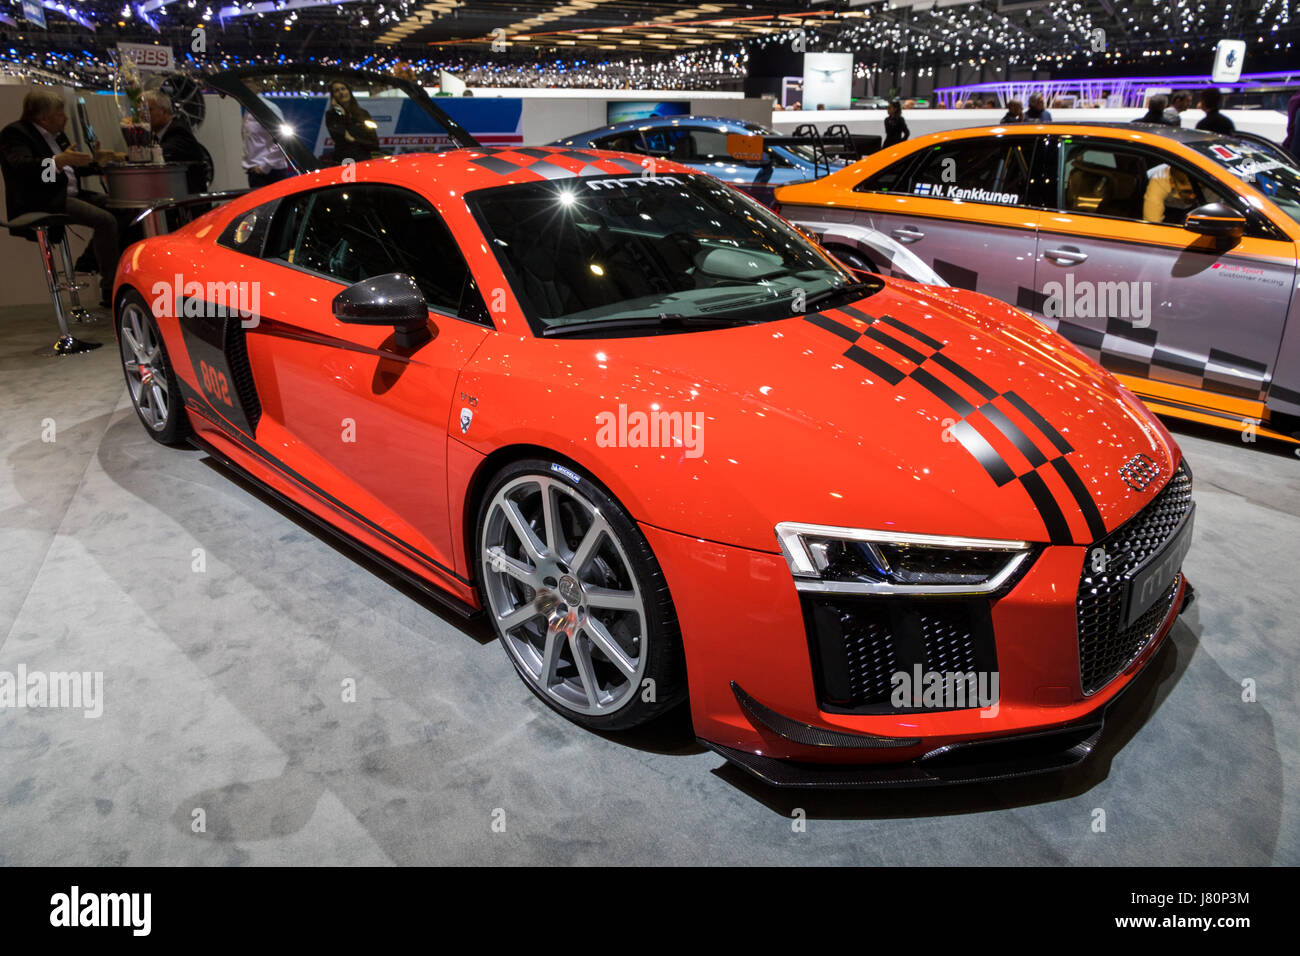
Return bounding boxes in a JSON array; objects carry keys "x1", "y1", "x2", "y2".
[
  {"x1": 1045, "y1": 246, "x2": 1089, "y2": 265},
  {"x1": 891, "y1": 226, "x2": 925, "y2": 243}
]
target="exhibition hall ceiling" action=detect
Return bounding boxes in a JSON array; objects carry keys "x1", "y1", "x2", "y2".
[{"x1": 3, "y1": 0, "x2": 1297, "y2": 85}]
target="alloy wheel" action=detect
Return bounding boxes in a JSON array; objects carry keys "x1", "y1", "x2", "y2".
[
  {"x1": 480, "y1": 474, "x2": 649, "y2": 717},
  {"x1": 119, "y1": 302, "x2": 170, "y2": 432}
]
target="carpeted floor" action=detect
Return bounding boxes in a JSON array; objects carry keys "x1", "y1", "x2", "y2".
[{"x1": 1, "y1": 304, "x2": 1296, "y2": 865}]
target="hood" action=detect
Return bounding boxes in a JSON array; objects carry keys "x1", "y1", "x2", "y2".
[{"x1": 462, "y1": 278, "x2": 1179, "y2": 552}]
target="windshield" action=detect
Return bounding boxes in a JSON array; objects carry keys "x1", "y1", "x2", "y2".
[
  {"x1": 468, "y1": 174, "x2": 870, "y2": 336},
  {"x1": 1192, "y1": 139, "x2": 1300, "y2": 226}
]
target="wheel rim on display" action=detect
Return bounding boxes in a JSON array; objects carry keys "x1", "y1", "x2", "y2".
[
  {"x1": 481, "y1": 474, "x2": 648, "y2": 717},
  {"x1": 120, "y1": 303, "x2": 169, "y2": 431}
]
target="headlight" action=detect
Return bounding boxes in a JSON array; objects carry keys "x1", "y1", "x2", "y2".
[{"x1": 775, "y1": 521, "x2": 1033, "y2": 596}]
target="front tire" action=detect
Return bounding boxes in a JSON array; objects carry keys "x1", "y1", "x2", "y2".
[
  {"x1": 475, "y1": 459, "x2": 686, "y2": 731},
  {"x1": 118, "y1": 290, "x2": 190, "y2": 446}
]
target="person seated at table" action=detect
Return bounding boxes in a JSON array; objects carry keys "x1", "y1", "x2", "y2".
[
  {"x1": 0, "y1": 86, "x2": 124, "y2": 306},
  {"x1": 142, "y1": 90, "x2": 212, "y2": 194}
]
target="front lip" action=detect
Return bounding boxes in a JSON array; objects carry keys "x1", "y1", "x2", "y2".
[{"x1": 700, "y1": 572, "x2": 1191, "y2": 789}]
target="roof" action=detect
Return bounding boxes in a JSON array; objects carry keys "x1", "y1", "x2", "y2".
[
  {"x1": 557, "y1": 115, "x2": 769, "y2": 144},
  {"x1": 317, "y1": 145, "x2": 694, "y2": 194}
]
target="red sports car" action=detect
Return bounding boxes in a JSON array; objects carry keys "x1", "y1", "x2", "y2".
[{"x1": 113, "y1": 146, "x2": 1195, "y2": 787}]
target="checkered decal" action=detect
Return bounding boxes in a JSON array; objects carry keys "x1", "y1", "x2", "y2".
[
  {"x1": 1016, "y1": 286, "x2": 1270, "y2": 402},
  {"x1": 805, "y1": 308, "x2": 1108, "y2": 546},
  {"x1": 465, "y1": 146, "x2": 647, "y2": 182}
]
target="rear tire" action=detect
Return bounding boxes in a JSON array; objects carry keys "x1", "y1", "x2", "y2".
[
  {"x1": 117, "y1": 290, "x2": 191, "y2": 446},
  {"x1": 475, "y1": 458, "x2": 687, "y2": 731}
]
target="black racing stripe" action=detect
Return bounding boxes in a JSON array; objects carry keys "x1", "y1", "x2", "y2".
[
  {"x1": 1050, "y1": 457, "x2": 1108, "y2": 543},
  {"x1": 1270, "y1": 383, "x2": 1300, "y2": 406},
  {"x1": 910, "y1": 367, "x2": 975, "y2": 418},
  {"x1": 806, "y1": 312, "x2": 863, "y2": 343},
  {"x1": 836, "y1": 304, "x2": 877, "y2": 325},
  {"x1": 845, "y1": 344, "x2": 905, "y2": 385},
  {"x1": 511, "y1": 146, "x2": 554, "y2": 159},
  {"x1": 864, "y1": 326, "x2": 925, "y2": 365},
  {"x1": 594, "y1": 157, "x2": 646, "y2": 174},
  {"x1": 952, "y1": 419, "x2": 1015, "y2": 487},
  {"x1": 930, "y1": 352, "x2": 998, "y2": 400},
  {"x1": 879, "y1": 314, "x2": 943, "y2": 350},
  {"x1": 1018, "y1": 470, "x2": 1074, "y2": 545},
  {"x1": 1003, "y1": 391, "x2": 1073, "y2": 455},
  {"x1": 470, "y1": 155, "x2": 529, "y2": 177},
  {"x1": 980, "y1": 403, "x2": 1048, "y2": 467}
]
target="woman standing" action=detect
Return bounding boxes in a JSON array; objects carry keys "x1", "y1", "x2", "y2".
[
  {"x1": 883, "y1": 99, "x2": 909, "y2": 149},
  {"x1": 326, "y1": 79, "x2": 381, "y2": 164}
]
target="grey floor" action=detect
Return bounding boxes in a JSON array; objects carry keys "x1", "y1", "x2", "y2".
[{"x1": 1, "y1": 303, "x2": 1297, "y2": 866}]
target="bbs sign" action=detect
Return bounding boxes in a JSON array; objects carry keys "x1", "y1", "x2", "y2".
[{"x1": 116, "y1": 42, "x2": 175, "y2": 72}]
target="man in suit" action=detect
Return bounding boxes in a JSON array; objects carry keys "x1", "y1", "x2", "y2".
[
  {"x1": 0, "y1": 87, "x2": 122, "y2": 306},
  {"x1": 142, "y1": 90, "x2": 212, "y2": 194}
]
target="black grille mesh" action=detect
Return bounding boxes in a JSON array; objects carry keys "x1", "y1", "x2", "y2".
[
  {"x1": 1077, "y1": 463, "x2": 1192, "y2": 694},
  {"x1": 921, "y1": 607, "x2": 978, "y2": 673},
  {"x1": 838, "y1": 608, "x2": 897, "y2": 705},
  {"x1": 804, "y1": 597, "x2": 996, "y2": 712}
]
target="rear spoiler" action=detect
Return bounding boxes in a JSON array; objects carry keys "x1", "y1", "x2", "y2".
[
  {"x1": 127, "y1": 190, "x2": 251, "y2": 237},
  {"x1": 727, "y1": 124, "x2": 881, "y2": 177}
]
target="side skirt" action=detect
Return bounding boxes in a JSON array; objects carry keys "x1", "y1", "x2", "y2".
[{"x1": 187, "y1": 430, "x2": 481, "y2": 620}]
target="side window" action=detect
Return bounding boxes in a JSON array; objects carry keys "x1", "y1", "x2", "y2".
[
  {"x1": 592, "y1": 132, "x2": 646, "y2": 154},
  {"x1": 264, "y1": 185, "x2": 489, "y2": 323},
  {"x1": 905, "y1": 138, "x2": 1033, "y2": 206},
  {"x1": 853, "y1": 156, "x2": 917, "y2": 194},
  {"x1": 1060, "y1": 142, "x2": 1230, "y2": 226}
]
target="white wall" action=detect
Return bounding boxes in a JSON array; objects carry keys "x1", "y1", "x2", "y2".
[{"x1": 771, "y1": 107, "x2": 1289, "y2": 143}]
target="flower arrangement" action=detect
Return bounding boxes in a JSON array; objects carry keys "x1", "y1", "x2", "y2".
[{"x1": 115, "y1": 55, "x2": 153, "y2": 161}]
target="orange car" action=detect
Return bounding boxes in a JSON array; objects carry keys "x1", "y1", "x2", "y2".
[{"x1": 777, "y1": 122, "x2": 1300, "y2": 444}]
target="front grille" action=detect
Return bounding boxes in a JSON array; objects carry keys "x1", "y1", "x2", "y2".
[
  {"x1": 1077, "y1": 463, "x2": 1192, "y2": 695},
  {"x1": 803, "y1": 597, "x2": 997, "y2": 713}
]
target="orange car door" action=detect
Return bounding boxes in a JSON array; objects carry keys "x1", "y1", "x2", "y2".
[
  {"x1": 860, "y1": 134, "x2": 1041, "y2": 306},
  {"x1": 1030, "y1": 135, "x2": 1297, "y2": 418}
]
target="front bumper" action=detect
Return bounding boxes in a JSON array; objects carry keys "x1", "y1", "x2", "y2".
[{"x1": 641, "y1": 520, "x2": 1190, "y2": 787}]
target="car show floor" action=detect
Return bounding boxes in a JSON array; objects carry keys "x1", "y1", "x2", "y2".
[{"x1": 1, "y1": 305, "x2": 1297, "y2": 866}]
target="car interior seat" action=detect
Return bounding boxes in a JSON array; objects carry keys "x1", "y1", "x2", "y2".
[{"x1": 1065, "y1": 162, "x2": 1111, "y2": 212}]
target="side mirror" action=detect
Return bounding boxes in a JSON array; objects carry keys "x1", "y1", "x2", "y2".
[
  {"x1": 1184, "y1": 202, "x2": 1246, "y2": 239},
  {"x1": 332, "y1": 272, "x2": 431, "y2": 348}
]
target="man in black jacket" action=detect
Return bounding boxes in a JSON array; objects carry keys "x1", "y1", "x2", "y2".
[
  {"x1": 143, "y1": 90, "x2": 212, "y2": 194},
  {"x1": 0, "y1": 87, "x2": 122, "y2": 305}
]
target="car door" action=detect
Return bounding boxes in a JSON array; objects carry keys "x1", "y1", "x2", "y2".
[
  {"x1": 861, "y1": 133, "x2": 1040, "y2": 307},
  {"x1": 248, "y1": 183, "x2": 491, "y2": 578},
  {"x1": 1030, "y1": 135, "x2": 1297, "y2": 414}
]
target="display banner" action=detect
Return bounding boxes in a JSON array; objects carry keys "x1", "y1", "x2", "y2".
[
  {"x1": 20, "y1": 0, "x2": 46, "y2": 28},
  {"x1": 271, "y1": 95, "x2": 523, "y2": 156},
  {"x1": 802, "y1": 52, "x2": 853, "y2": 110},
  {"x1": 115, "y1": 42, "x2": 175, "y2": 72}
]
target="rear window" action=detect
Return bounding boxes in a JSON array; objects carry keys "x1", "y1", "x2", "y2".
[{"x1": 854, "y1": 156, "x2": 915, "y2": 194}]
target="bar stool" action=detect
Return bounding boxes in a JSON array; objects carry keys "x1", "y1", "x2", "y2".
[{"x1": 1, "y1": 211, "x2": 101, "y2": 356}]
